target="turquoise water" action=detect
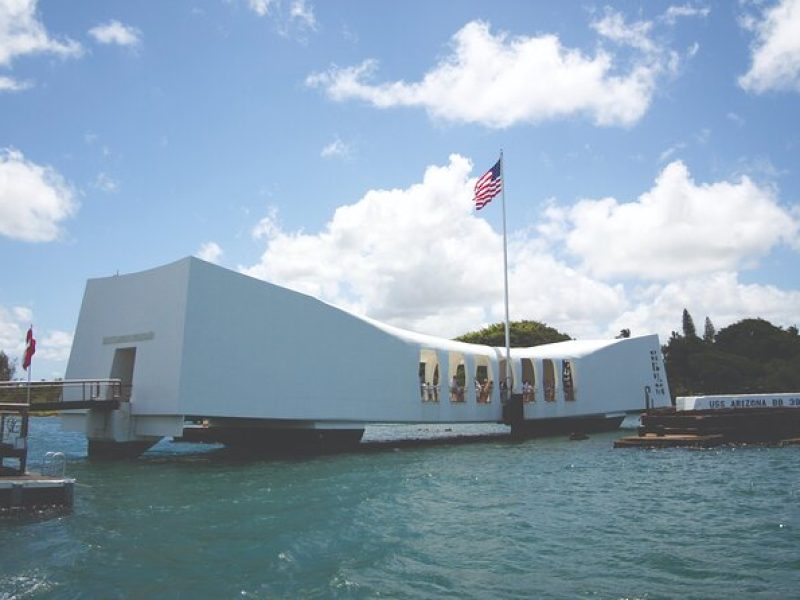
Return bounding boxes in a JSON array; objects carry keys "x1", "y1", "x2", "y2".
[{"x1": 2, "y1": 418, "x2": 799, "y2": 599}]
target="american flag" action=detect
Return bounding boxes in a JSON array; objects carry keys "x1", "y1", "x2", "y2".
[{"x1": 473, "y1": 158, "x2": 502, "y2": 210}]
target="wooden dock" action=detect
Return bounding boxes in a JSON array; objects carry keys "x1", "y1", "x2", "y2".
[{"x1": 614, "y1": 433, "x2": 725, "y2": 448}]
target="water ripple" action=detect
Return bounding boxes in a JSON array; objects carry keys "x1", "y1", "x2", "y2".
[{"x1": 1, "y1": 419, "x2": 799, "y2": 598}]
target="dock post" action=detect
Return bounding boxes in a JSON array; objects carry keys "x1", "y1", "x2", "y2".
[{"x1": 10, "y1": 483, "x2": 22, "y2": 508}]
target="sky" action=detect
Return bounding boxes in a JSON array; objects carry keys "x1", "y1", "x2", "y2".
[{"x1": 1, "y1": 0, "x2": 799, "y2": 379}]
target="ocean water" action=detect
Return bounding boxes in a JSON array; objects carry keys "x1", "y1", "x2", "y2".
[{"x1": 2, "y1": 417, "x2": 799, "y2": 599}]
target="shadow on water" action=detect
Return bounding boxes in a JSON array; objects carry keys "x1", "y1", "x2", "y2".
[
  {"x1": 143, "y1": 421, "x2": 614, "y2": 466},
  {"x1": 21, "y1": 415, "x2": 642, "y2": 467}
]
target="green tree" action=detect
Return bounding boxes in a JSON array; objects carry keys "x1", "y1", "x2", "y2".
[
  {"x1": 703, "y1": 316, "x2": 716, "y2": 344},
  {"x1": 663, "y1": 315, "x2": 800, "y2": 399},
  {"x1": 689, "y1": 350, "x2": 762, "y2": 394},
  {"x1": 456, "y1": 320, "x2": 571, "y2": 347},
  {"x1": 682, "y1": 308, "x2": 698, "y2": 339},
  {"x1": 0, "y1": 351, "x2": 15, "y2": 381},
  {"x1": 662, "y1": 333, "x2": 699, "y2": 398},
  {"x1": 715, "y1": 318, "x2": 800, "y2": 363}
]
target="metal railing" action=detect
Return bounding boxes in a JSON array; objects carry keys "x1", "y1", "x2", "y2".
[
  {"x1": 0, "y1": 379, "x2": 130, "y2": 406},
  {"x1": 42, "y1": 451, "x2": 66, "y2": 477}
]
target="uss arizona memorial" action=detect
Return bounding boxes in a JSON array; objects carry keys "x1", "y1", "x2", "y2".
[{"x1": 63, "y1": 257, "x2": 671, "y2": 456}]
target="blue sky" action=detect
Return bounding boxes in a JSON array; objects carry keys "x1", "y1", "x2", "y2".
[{"x1": 1, "y1": 0, "x2": 799, "y2": 378}]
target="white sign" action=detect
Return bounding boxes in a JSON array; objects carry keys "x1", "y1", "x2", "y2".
[{"x1": 677, "y1": 393, "x2": 800, "y2": 411}]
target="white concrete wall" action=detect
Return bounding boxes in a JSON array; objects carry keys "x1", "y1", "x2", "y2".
[
  {"x1": 521, "y1": 335, "x2": 671, "y2": 420},
  {"x1": 179, "y1": 259, "x2": 419, "y2": 421},
  {"x1": 65, "y1": 258, "x2": 670, "y2": 428},
  {"x1": 410, "y1": 335, "x2": 670, "y2": 423},
  {"x1": 65, "y1": 259, "x2": 190, "y2": 415}
]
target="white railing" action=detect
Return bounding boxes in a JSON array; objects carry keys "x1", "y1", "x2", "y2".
[{"x1": 42, "y1": 451, "x2": 66, "y2": 477}]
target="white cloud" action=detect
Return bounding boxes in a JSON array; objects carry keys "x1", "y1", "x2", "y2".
[
  {"x1": 321, "y1": 137, "x2": 351, "y2": 159},
  {"x1": 739, "y1": 0, "x2": 800, "y2": 93},
  {"x1": 91, "y1": 172, "x2": 118, "y2": 193},
  {"x1": 591, "y1": 8, "x2": 656, "y2": 52},
  {"x1": 197, "y1": 241, "x2": 223, "y2": 264},
  {"x1": 0, "y1": 305, "x2": 26, "y2": 363},
  {"x1": 661, "y1": 4, "x2": 711, "y2": 25},
  {"x1": 733, "y1": 155, "x2": 787, "y2": 180},
  {"x1": 0, "y1": 74, "x2": 30, "y2": 91},
  {"x1": 239, "y1": 155, "x2": 800, "y2": 343},
  {"x1": 609, "y1": 273, "x2": 800, "y2": 340},
  {"x1": 251, "y1": 206, "x2": 281, "y2": 240},
  {"x1": 38, "y1": 329, "x2": 72, "y2": 362},
  {"x1": 247, "y1": 0, "x2": 274, "y2": 16},
  {"x1": 289, "y1": 0, "x2": 316, "y2": 30},
  {"x1": 0, "y1": 305, "x2": 72, "y2": 374},
  {"x1": 727, "y1": 111, "x2": 745, "y2": 126},
  {"x1": 245, "y1": 0, "x2": 316, "y2": 36},
  {"x1": 88, "y1": 20, "x2": 142, "y2": 47},
  {"x1": 0, "y1": 148, "x2": 78, "y2": 242},
  {"x1": 658, "y1": 142, "x2": 687, "y2": 162},
  {"x1": 0, "y1": 0, "x2": 82, "y2": 67},
  {"x1": 240, "y1": 155, "x2": 627, "y2": 338},
  {"x1": 307, "y1": 19, "x2": 673, "y2": 128},
  {"x1": 543, "y1": 160, "x2": 799, "y2": 280},
  {"x1": 12, "y1": 306, "x2": 32, "y2": 323}
]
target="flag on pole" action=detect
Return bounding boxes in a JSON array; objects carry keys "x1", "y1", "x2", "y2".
[
  {"x1": 473, "y1": 158, "x2": 503, "y2": 210},
  {"x1": 23, "y1": 326, "x2": 36, "y2": 371}
]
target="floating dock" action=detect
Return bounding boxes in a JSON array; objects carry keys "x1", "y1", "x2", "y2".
[
  {"x1": 0, "y1": 474, "x2": 75, "y2": 511},
  {"x1": 1, "y1": 400, "x2": 75, "y2": 511},
  {"x1": 615, "y1": 392, "x2": 800, "y2": 448}
]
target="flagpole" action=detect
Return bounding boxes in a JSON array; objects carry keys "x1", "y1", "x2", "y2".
[
  {"x1": 26, "y1": 325, "x2": 32, "y2": 406},
  {"x1": 499, "y1": 151, "x2": 512, "y2": 397}
]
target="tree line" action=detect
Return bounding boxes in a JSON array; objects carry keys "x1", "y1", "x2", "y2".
[
  {"x1": 0, "y1": 351, "x2": 14, "y2": 381},
  {"x1": 663, "y1": 310, "x2": 800, "y2": 398}
]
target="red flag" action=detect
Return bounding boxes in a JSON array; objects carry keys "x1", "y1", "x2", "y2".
[{"x1": 23, "y1": 326, "x2": 36, "y2": 371}]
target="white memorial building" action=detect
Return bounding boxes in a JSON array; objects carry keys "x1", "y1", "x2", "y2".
[{"x1": 63, "y1": 257, "x2": 671, "y2": 456}]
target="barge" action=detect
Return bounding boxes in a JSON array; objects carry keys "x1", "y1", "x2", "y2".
[{"x1": 615, "y1": 392, "x2": 800, "y2": 448}]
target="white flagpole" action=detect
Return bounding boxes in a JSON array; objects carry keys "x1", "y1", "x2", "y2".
[
  {"x1": 499, "y1": 151, "x2": 512, "y2": 397},
  {"x1": 26, "y1": 325, "x2": 32, "y2": 406}
]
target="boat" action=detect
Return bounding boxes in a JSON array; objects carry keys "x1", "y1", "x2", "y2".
[{"x1": 61, "y1": 257, "x2": 672, "y2": 457}]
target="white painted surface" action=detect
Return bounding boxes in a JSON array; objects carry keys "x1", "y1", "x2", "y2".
[
  {"x1": 63, "y1": 257, "x2": 672, "y2": 440},
  {"x1": 521, "y1": 334, "x2": 669, "y2": 420},
  {"x1": 677, "y1": 393, "x2": 800, "y2": 411},
  {"x1": 65, "y1": 259, "x2": 190, "y2": 415}
]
